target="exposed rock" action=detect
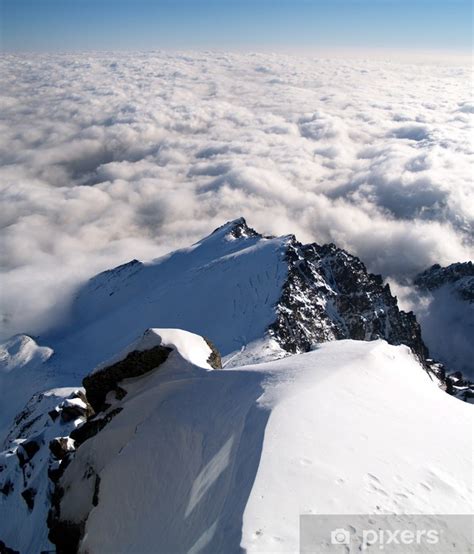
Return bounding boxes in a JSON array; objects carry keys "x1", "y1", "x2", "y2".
[
  {"x1": 0, "y1": 479, "x2": 13, "y2": 496},
  {"x1": 413, "y1": 261, "x2": 474, "y2": 396},
  {"x1": 17, "y1": 438, "x2": 41, "y2": 467},
  {"x1": 59, "y1": 397, "x2": 94, "y2": 423},
  {"x1": 83, "y1": 345, "x2": 172, "y2": 412},
  {"x1": 210, "y1": 217, "x2": 260, "y2": 240},
  {"x1": 92, "y1": 474, "x2": 101, "y2": 507},
  {"x1": 48, "y1": 464, "x2": 99, "y2": 554},
  {"x1": 21, "y1": 487, "x2": 36, "y2": 511},
  {"x1": 204, "y1": 337, "x2": 222, "y2": 369},
  {"x1": 49, "y1": 437, "x2": 75, "y2": 460},
  {"x1": 269, "y1": 237, "x2": 428, "y2": 363},
  {"x1": 48, "y1": 519, "x2": 84, "y2": 554},
  {"x1": 415, "y1": 261, "x2": 474, "y2": 302},
  {"x1": 0, "y1": 540, "x2": 20, "y2": 554},
  {"x1": 70, "y1": 408, "x2": 123, "y2": 447},
  {"x1": 48, "y1": 409, "x2": 60, "y2": 421},
  {"x1": 0, "y1": 389, "x2": 89, "y2": 552}
]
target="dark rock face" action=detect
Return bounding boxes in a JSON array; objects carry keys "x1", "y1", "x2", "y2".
[
  {"x1": 204, "y1": 337, "x2": 222, "y2": 369},
  {"x1": 49, "y1": 438, "x2": 73, "y2": 460},
  {"x1": 21, "y1": 487, "x2": 36, "y2": 511},
  {"x1": 269, "y1": 237, "x2": 428, "y2": 362},
  {"x1": 415, "y1": 261, "x2": 474, "y2": 302},
  {"x1": 69, "y1": 407, "x2": 123, "y2": 447},
  {"x1": 211, "y1": 217, "x2": 260, "y2": 240},
  {"x1": 48, "y1": 519, "x2": 84, "y2": 554},
  {"x1": 0, "y1": 540, "x2": 20, "y2": 554},
  {"x1": 17, "y1": 438, "x2": 41, "y2": 467},
  {"x1": 49, "y1": 341, "x2": 179, "y2": 553},
  {"x1": 0, "y1": 388, "x2": 92, "y2": 553},
  {"x1": 83, "y1": 345, "x2": 172, "y2": 412},
  {"x1": 413, "y1": 261, "x2": 474, "y2": 398},
  {"x1": 0, "y1": 480, "x2": 13, "y2": 496}
]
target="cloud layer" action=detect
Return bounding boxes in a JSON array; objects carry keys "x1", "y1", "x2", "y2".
[{"x1": 0, "y1": 51, "x2": 472, "y2": 337}]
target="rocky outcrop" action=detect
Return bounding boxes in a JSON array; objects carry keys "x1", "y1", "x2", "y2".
[
  {"x1": 48, "y1": 329, "x2": 220, "y2": 553},
  {"x1": 0, "y1": 540, "x2": 19, "y2": 554},
  {"x1": 83, "y1": 345, "x2": 172, "y2": 412},
  {"x1": 269, "y1": 236, "x2": 428, "y2": 363},
  {"x1": 204, "y1": 337, "x2": 223, "y2": 369},
  {"x1": 0, "y1": 389, "x2": 92, "y2": 553},
  {"x1": 415, "y1": 261, "x2": 474, "y2": 302}
]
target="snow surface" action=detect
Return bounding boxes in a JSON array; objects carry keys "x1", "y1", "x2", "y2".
[
  {"x1": 94, "y1": 328, "x2": 215, "y2": 373},
  {"x1": 0, "y1": 334, "x2": 53, "y2": 374},
  {"x1": 52, "y1": 222, "x2": 288, "y2": 369},
  {"x1": 57, "y1": 339, "x2": 472, "y2": 554},
  {"x1": 0, "y1": 335, "x2": 54, "y2": 442},
  {"x1": 0, "y1": 223, "x2": 288, "y2": 443}
]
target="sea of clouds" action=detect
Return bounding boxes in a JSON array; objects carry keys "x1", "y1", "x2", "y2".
[{"x1": 0, "y1": 51, "x2": 472, "y2": 339}]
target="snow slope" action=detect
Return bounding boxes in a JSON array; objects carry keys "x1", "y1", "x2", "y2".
[
  {"x1": 54, "y1": 337, "x2": 472, "y2": 554},
  {"x1": 2, "y1": 216, "x2": 445, "y2": 447},
  {"x1": 0, "y1": 221, "x2": 289, "y2": 443},
  {"x1": 1, "y1": 218, "x2": 435, "y2": 444},
  {"x1": 53, "y1": 219, "x2": 288, "y2": 369}
]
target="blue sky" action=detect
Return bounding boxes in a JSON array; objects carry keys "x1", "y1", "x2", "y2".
[{"x1": 1, "y1": 0, "x2": 472, "y2": 52}]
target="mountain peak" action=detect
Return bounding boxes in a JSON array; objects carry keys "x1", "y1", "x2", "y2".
[
  {"x1": 415, "y1": 261, "x2": 473, "y2": 302},
  {"x1": 209, "y1": 217, "x2": 261, "y2": 241}
]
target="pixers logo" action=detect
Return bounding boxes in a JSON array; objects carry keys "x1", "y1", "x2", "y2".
[{"x1": 361, "y1": 528, "x2": 440, "y2": 550}]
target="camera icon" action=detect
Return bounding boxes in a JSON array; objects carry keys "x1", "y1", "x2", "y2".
[{"x1": 331, "y1": 528, "x2": 351, "y2": 545}]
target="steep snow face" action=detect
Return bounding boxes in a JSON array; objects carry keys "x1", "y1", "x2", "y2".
[
  {"x1": 0, "y1": 220, "x2": 288, "y2": 441},
  {"x1": 0, "y1": 330, "x2": 215, "y2": 554},
  {"x1": 50, "y1": 219, "x2": 290, "y2": 371},
  {"x1": 414, "y1": 262, "x2": 474, "y2": 378},
  {"x1": 53, "y1": 340, "x2": 472, "y2": 554}
]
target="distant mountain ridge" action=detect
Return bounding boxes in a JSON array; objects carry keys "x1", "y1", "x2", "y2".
[{"x1": 415, "y1": 261, "x2": 474, "y2": 302}]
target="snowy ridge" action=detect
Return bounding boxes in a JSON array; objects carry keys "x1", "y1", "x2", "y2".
[
  {"x1": 93, "y1": 328, "x2": 216, "y2": 373},
  {"x1": 0, "y1": 218, "x2": 467, "y2": 449},
  {"x1": 46, "y1": 338, "x2": 472, "y2": 553},
  {"x1": 0, "y1": 219, "x2": 472, "y2": 552},
  {"x1": 54, "y1": 217, "x2": 430, "y2": 369}
]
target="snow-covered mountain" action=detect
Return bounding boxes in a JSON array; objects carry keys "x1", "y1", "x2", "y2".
[
  {"x1": 0, "y1": 218, "x2": 441, "y2": 441},
  {"x1": 1, "y1": 329, "x2": 472, "y2": 553},
  {"x1": 0, "y1": 219, "x2": 472, "y2": 553},
  {"x1": 413, "y1": 261, "x2": 474, "y2": 380},
  {"x1": 415, "y1": 262, "x2": 474, "y2": 302}
]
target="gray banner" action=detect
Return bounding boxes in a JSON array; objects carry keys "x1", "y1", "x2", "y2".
[{"x1": 300, "y1": 514, "x2": 473, "y2": 553}]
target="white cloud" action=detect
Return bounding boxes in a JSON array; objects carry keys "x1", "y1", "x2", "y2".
[{"x1": 0, "y1": 51, "x2": 472, "y2": 337}]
